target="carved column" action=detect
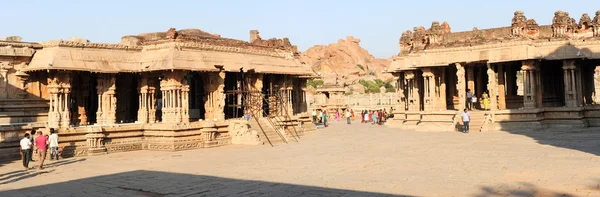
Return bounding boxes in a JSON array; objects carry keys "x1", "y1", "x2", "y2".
[
  {"x1": 422, "y1": 68, "x2": 435, "y2": 111},
  {"x1": 149, "y1": 83, "x2": 157, "y2": 123},
  {"x1": 455, "y1": 63, "x2": 466, "y2": 110},
  {"x1": 497, "y1": 64, "x2": 506, "y2": 109},
  {"x1": 405, "y1": 71, "x2": 420, "y2": 111},
  {"x1": 0, "y1": 62, "x2": 10, "y2": 99},
  {"x1": 438, "y1": 68, "x2": 447, "y2": 110},
  {"x1": 96, "y1": 75, "x2": 104, "y2": 125},
  {"x1": 48, "y1": 74, "x2": 61, "y2": 129},
  {"x1": 487, "y1": 63, "x2": 498, "y2": 111},
  {"x1": 594, "y1": 65, "x2": 600, "y2": 104},
  {"x1": 86, "y1": 127, "x2": 106, "y2": 155},
  {"x1": 137, "y1": 74, "x2": 150, "y2": 123},
  {"x1": 181, "y1": 79, "x2": 190, "y2": 123},
  {"x1": 160, "y1": 75, "x2": 171, "y2": 123},
  {"x1": 59, "y1": 72, "x2": 72, "y2": 128},
  {"x1": 467, "y1": 66, "x2": 475, "y2": 94},
  {"x1": 563, "y1": 60, "x2": 581, "y2": 107},
  {"x1": 106, "y1": 75, "x2": 117, "y2": 124},
  {"x1": 522, "y1": 60, "x2": 541, "y2": 109}
]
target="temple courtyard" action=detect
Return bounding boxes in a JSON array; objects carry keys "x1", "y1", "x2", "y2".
[{"x1": 0, "y1": 122, "x2": 599, "y2": 197}]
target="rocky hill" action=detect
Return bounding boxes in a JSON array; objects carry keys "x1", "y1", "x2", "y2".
[{"x1": 299, "y1": 36, "x2": 393, "y2": 93}]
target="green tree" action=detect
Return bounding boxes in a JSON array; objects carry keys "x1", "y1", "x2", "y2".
[{"x1": 307, "y1": 79, "x2": 324, "y2": 88}]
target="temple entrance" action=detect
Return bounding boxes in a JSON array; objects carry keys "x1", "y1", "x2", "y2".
[
  {"x1": 188, "y1": 72, "x2": 206, "y2": 121},
  {"x1": 154, "y1": 79, "x2": 162, "y2": 122},
  {"x1": 116, "y1": 73, "x2": 139, "y2": 123},
  {"x1": 540, "y1": 61, "x2": 566, "y2": 107},
  {"x1": 500, "y1": 62, "x2": 524, "y2": 109},
  {"x1": 262, "y1": 74, "x2": 283, "y2": 116},
  {"x1": 224, "y1": 72, "x2": 244, "y2": 119},
  {"x1": 465, "y1": 65, "x2": 489, "y2": 110},
  {"x1": 581, "y1": 60, "x2": 599, "y2": 105},
  {"x1": 70, "y1": 72, "x2": 98, "y2": 125}
]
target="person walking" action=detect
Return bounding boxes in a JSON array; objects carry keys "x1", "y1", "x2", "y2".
[
  {"x1": 20, "y1": 133, "x2": 32, "y2": 170},
  {"x1": 312, "y1": 110, "x2": 317, "y2": 123},
  {"x1": 322, "y1": 112, "x2": 328, "y2": 127},
  {"x1": 461, "y1": 108, "x2": 471, "y2": 133},
  {"x1": 318, "y1": 110, "x2": 323, "y2": 123},
  {"x1": 466, "y1": 89, "x2": 473, "y2": 110},
  {"x1": 361, "y1": 110, "x2": 365, "y2": 123},
  {"x1": 363, "y1": 110, "x2": 369, "y2": 123},
  {"x1": 34, "y1": 131, "x2": 49, "y2": 169},
  {"x1": 334, "y1": 110, "x2": 340, "y2": 122},
  {"x1": 28, "y1": 130, "x2": 35, "y2": 162},
  {"x1": 350, "y1": 109, "x2": 355, "y2": 121},
  {"x1": 48, "y1": 128, "x2": 59, "y2": 160},
  {"x1": 345, "y1": 110, "x2": 351, "y2": 124}
]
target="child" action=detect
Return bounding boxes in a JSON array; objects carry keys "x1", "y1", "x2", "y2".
[{"x1": 471, "y1": 95, "x2": 478, "y2": 110}]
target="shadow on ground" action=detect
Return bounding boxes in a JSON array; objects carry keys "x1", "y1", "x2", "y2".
[
  {"x1": 474, "y1": 182, "x2": 575, "y2": 197},
  {"x1": 505, "y1": 128, "x2": 600, "y2": 156},
  {"x1": 0, "y1": 170, "x2": 413, "y2": 197},
  {"x1": 0, "y1": 158, "x2": 85, "y2": 185}
]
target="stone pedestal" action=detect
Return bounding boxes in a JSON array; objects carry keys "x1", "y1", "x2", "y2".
[{"x1": 86, "y1": 127, "x2": 107, "y2": 155}]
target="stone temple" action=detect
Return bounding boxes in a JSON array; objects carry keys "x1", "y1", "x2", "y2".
[
  {"x1": 0, "y1": 28, "x2": 315, "y2": 160},
  {"x1": 387, "y1": 10, "x2": 600, "y2": 132}
]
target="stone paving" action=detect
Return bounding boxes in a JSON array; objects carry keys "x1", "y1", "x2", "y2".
[{"x1": 1, "y1": 121, "x2": 600, "y2": 196}]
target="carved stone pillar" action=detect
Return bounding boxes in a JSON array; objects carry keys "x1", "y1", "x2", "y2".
[
  {"x1": 594, "y1": 65, "x2": 600, "y2": 104},
  {"x1": 467, "y1": 66, "x2": 475, "y2": 94},
  {"x1": 60, "y1": 73, "x2": 72, "y2": 128},
  {"x1": 487, "y1": 63, "x2": 498, "y2": 111},
  {"x1": 405, "y1": 71, "x2": 420, "y2": 111},
  {"x1": 438, "y1": 68, "x2": 447, "y2": 110},
  {"x1": 96, "y1": 76, "x2": 104, "y2": 125},
  {"x1": 497, "y1": 64, "x2": 506, "y2": 109},
  {"x1": 0, "y1": 62, "x2": 10, "y2": 99},
  {"x1": 137, "y1": 74, "x2": 150, "y2": 123},
  {"x1": 455, "y1": 63, "x2": 466, "y2": 110},
  {"x1": 48, "y1": 74, "x2": 61, "y2": 129},
  {"x1": 522, "y1": 60, "x2": 541, "y2": 109},
  {"x1": 106, "y1": 75, "x2": 117, "y2": 124},
  {"x1": 149, "y1": 85, "x2": 157, "y2": 123},
  {"x1": 563, "y1": 60, "x2": 581, "y2": 107},
  {"x1": 181, "y1": 80, "x2": 190, "y2": 123},
  {"x1": 422, "y1": 68, "x2": 435, "y2": 111}
]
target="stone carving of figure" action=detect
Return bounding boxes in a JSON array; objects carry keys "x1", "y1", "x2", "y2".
[
  {"x1": 579, "y1": 13, "x2": 593, "y2": 31},
  {"x1": 525, "y1": 19, "x2": 540, "y2": 39},
  {"x1": 412, "y1": 26, "x2": 426, "y2": 50},
  {"x1": 511, "y1": 10, "x2": 527, "y2": 36},
  {"x1": 593, "y1": 10, "x2": 600, "y2": 37},
  {"x1": 426, "y1": 21, "x2": 443, "y2": 46},
  {"x1": 552, "y1": 11, "x2": 569, "y2": 37},
  {"x1": 399, "y1": 30, "x2": 413, "y2": 54},
  {"x1": 441, "y1": 21, "x2": 451, "y2": 34},
  {"x1": 166, "y1": 28, "x2": 178, "y2": 40}
]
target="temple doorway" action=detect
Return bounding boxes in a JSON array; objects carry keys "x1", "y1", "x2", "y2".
[
  {"x1": 540, "y1": 61, "x2": 566, "y2": 107},
  {"x1": 116, "y1": 73, "x2": 139, "y2": 123},
  {"x1": 224, "y1": 72, "x2": 244, "y2": 119},
  {"x1": 188, "y1": 72, "x2": 206, "y2": 121}
]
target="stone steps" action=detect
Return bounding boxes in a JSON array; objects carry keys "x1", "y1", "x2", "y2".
[
  {"x1": 248, "y1": 118, "x2": 287, "y2": 145},
  {"x1": 468, "y1": 111, "x2": 487, "y2": 132}
]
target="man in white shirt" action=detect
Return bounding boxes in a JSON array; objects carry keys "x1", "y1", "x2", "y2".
[
  {"x1": 312, "y1": 110, "x2": 317, "y2": 123},
  {"x1": 461, "y1": 108, "x2": 471, "y2": 133},
  {"x1": 20, "y1": 133, "x2": 32, "y2": 170},
  {"x1": 48, "y1": 128, "x2": 59, "y2": 160},
  {"x1": 345, "y1": 110, "x2": 352, "y2": 124}
]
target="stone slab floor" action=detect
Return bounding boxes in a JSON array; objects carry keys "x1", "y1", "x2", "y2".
[{"x1": 1, "y1": 122, "x2": 600, "y2": 197}]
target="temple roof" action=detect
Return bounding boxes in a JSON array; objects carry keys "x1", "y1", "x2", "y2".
[{"x1": 19, "y1": 28, "x2": 314, "y2": 75}]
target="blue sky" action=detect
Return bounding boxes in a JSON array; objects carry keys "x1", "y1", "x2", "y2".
[{"x1": 1, "y1": 0, "x2": 597, "y2": 58}]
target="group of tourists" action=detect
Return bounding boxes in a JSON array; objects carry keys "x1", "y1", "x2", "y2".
[
  {"x1": 360, "y1": 108, "x2": 390, "y2": 125},
  {"x1": 311, "y1": 109, "x2": 357, "y2": 126},
  {"x1": 19, "y1": 129, "x2": 59, "y2": 171},
  {"x1": 466, "y1": 89, "x2": 490, "y2": 110}
]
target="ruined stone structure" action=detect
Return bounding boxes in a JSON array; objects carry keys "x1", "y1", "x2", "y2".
[
  {"x1": 389, "y1": 10, "x2": 600, "y2": 131},
  {"x1": 0, "y1": 28, "x2": 314, "y2": 160}
]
